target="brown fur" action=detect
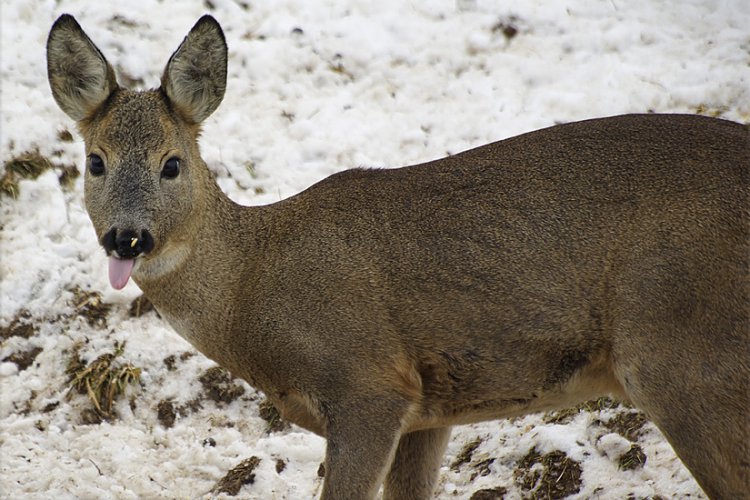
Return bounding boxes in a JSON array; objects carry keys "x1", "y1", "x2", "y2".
[{"x1": 47, "y1": 14, "x2": 749, "y2": 500}]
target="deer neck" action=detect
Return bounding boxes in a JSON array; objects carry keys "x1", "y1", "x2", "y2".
[{"x1": 132, "y1": 180, "x2": 253, "y2": 358}]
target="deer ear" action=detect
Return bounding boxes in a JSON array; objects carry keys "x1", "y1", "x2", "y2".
[
  {"x1": 47, "y1": 14, "x2": 119, "y2": 122},
  {"x1": 161, "y1": 15, "x2": 227, "y2": 124}
]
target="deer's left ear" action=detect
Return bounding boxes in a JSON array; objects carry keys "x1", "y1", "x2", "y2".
[
  {"x1": 161, "y1": 15, "x2": 227, "y2": 124},
  {"x1": 47, "y1": 14, "x2": 120, "y2": 122}
]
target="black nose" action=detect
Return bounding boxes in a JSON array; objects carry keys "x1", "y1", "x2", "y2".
[{"x1": 102, "y1": 228, "x2": 154, "y2": 258}]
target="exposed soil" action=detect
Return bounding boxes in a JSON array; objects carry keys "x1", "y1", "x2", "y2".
[
  {"x1": 258, "y1": 398, "x2": 288, "y2": 433},
  {"x1": 199, "y1": 366, "x2": 246, "y2": 404},
  {"x1": 3, "y1": 346, "x2": 42, "y2": 370},
  {"x1": 275, "y1": 459, "x2": 287, "y2": 474},
  {"x1": 128, "y1": 295, "x2": 155, "y2": 318},
  {"x1": 157, "y1": 400, "x2": 177, "y2": 428},
  {"x1": 71, "y1": 287, "x2": 111, "y2": 328},
  {"x1": 515, "y1": 448, "x2": 583, "y2": 499},
  {"x1": 451, "y1": 437, "x2": 483, "y2": 471},
  {"x1": 603, "y1": 410, "x2": 648, "y2": 442},
  {"x1": 619, "y1": 444, "x2": 647, "y2": 471},
  {"x1": 470, "y1": 486, "x2": 507, "y2": 500},
  {"x1": 1, "y1": 311, "x2": 36, "y2": 340},
  {"x1": 213, "y1": 456, "x2": 261, "y2": 496}
]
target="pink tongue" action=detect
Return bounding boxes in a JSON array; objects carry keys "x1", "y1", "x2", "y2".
[{"x1": 108, "y1": 257, "x2": 135, "y2": 290}]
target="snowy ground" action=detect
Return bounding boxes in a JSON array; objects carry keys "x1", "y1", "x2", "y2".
[{"x1": 1, "y1": 0, "x2": 748, "y2": 498}]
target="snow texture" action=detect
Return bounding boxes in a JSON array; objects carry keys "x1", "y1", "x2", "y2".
[{"x1": 1, "y1": 0, "x2": 748, "y2": 498}]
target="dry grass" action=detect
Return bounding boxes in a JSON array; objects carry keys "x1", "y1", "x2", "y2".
[{"x1": 66, "y1": 341, "x2": 141, "y2": 420}]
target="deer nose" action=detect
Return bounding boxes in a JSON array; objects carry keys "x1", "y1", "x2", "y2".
[{"x1": 101, "y1": 228, "x2": 154, "y2": 258}]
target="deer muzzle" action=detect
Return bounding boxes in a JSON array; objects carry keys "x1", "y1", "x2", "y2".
[{"x1": 101, "y1": 227, "x2": 155, "y2": 289}]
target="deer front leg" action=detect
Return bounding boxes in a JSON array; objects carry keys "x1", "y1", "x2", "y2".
[
  {"x1": 383, "y1": 427, "x2": 452, "y2": 500},
  {"x1": 320, "y1": 396, "x2": 411, "y2": 500}
]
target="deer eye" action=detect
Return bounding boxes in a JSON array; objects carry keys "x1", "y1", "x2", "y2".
[
  {"x1": 161, "y1": 157, "x2": 180, "y2": 179},
  {"x1": 88, "y1": 154, "x2": 105, "y2": 176}
]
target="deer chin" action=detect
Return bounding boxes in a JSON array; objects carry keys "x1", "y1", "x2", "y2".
[
  {"x1": 108, "y1": 256, "x2": 135, "y2": 290},
  {"x1": 130, "y1": 241, "x2": 190, "y2": 285}
]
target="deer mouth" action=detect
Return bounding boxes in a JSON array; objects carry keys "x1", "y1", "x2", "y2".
[
  {"x1": 109, "y1": 256, "x2": 136, "y2": 290},
  {"x1": 101, "y1": 228, "x2": 155, "y2": 289}
]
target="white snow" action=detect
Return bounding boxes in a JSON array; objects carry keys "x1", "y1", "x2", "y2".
[{"x1": 2, "y1": 0, "x2": 748, "y2": 498}]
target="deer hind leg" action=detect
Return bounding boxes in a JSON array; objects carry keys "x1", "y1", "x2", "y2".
[
  {"x1": 614, "y1": 320, "x2": 749, "y2": 498},
  {"x1": 382, "y1": 427, "x2": 452, "y2": 500}
]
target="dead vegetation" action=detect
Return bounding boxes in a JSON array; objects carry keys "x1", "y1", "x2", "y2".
[
  {"x1": 66, "y1": 341, "x2": 141, "y2": 421},
  {"x1": 1, "y1": 149, "x2": 78, "y2": 198},
  {"x1": 543, "y1": 396, "x2": 620, "y2": 424}
]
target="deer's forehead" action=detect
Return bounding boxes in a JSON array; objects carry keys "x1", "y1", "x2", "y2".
[{"x1": 93, "y1": 90, "x2": 180, "y2": 153}]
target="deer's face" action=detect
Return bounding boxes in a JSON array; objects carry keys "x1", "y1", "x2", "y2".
[
  {"x1": 81, "y1": 90, "x2": 205, "y2": 288},
  {"x1": 47, "y1": 14, "x2": 227, "y2": 289}
]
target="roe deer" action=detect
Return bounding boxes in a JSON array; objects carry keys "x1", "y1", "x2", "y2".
[{"x1": 46, "y1": 14, "x2": 748, "y2": 500}]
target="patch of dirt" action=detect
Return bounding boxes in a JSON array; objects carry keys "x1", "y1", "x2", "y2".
[
  {"x1": 491, "y1": 15, "x2": 521, "y2": 41},
  {"x1": 199, "y1": 366, "x2": 246, "y2": 404},
  {"x1": 619, "y1": 444, "x2": 647, "y2": 471},
  {"x1": 163, "y1": 354, "x2": 177, "y2": 371},
  {"x1": 258, "y1": 398, "x2": 288, "y2": 432},
  {"x1": 275, "y1": 459, "x2": 286, "y2": 474},
  {"x1": 57, "y1": 129, "x2": 74, "y2": 142},
  {"x1": 42, "y1": 401, "x2": 60, "y2": 413},
  {"x1": 162, "y1": 351, "x2": 194, "y2": 371},
  {"x1": 451, "y1": 437, "x2": 483, "y2": 471},
  {"x1": 179, "y1": 398, "x2": 204, "y2": 415},
  {"x1": 128, "y1": 295, "x2": 155, "y2": 318},
  {"x1": 57, "y1": 164, "x2": 80, "y2": 190},
  {"x1": 317, "y1": 463, "x2": 326, "y2": 478},
  {"x1": 603, "y1": 410, "x2": 648, "y2": 442},
  {"x1": 515, "y1": 448, "x2": 583, "y2": 499},
  {"x1": 1, "y1": 311, "x2": 36, "y2": 340},
  {"x1": 157, "y1": 400, "x2": 176, "y2": 428},
  {"x1": 213, "y1": 456, "x2": 261, "y2": 496},
  {"x1": 71, "y1": 287, "x2": 111, "y2": 328},
  {"x1": 2, "y1": 346, "x2": 43, "y2": 371},
  {"x1": 470, "y1": 486, "x2": 507, "y2": 500}
]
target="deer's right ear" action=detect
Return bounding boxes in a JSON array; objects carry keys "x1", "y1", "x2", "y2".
[
  {"x1": 161, "y1": 15, "x2": 227, "y2": 124},
  {"x1": 46, "y1": 14, "x2": 119, "y2": 122}
]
